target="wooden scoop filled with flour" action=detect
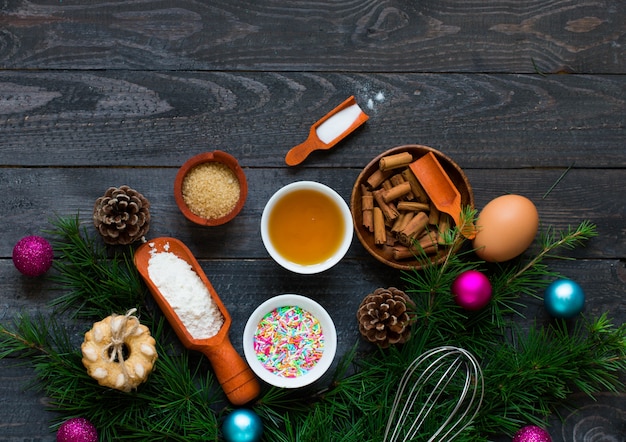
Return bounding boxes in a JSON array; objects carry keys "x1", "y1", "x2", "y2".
[{"x1": 134, "y1": 237, "x2": 260, "y2": 405}]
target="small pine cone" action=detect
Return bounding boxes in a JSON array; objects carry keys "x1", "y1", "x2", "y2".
[
  {"x1": 356, "y1": 287, "x2": 415, "y2": 348},
  {"x1": 93, "y1": 185, "x2": 151, "y2": 245}
]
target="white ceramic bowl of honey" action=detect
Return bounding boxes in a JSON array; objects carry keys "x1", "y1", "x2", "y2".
[{"x1": 260, "y1": 181, "x2": 353, "y2": 274}]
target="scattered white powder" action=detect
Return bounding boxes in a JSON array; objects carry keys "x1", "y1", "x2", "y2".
[
  {"x1": 147, "y1": 250, "x2": 224, "y2": 340},
  {"x1": 365, "y1": 90, "x2": 386, "y2": 110},
  {"x1": 315, "y1": 103, "x2": 363, "y2": 144}
]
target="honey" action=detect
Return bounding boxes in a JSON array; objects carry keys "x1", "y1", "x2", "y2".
[{"x1": 267, "y1": 188, "x2": 345, "y2": 266}]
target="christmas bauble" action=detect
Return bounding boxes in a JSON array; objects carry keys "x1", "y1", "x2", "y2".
[
  {"x1": 56, "y1": 417, "x2": 98, "y2": 442},
  {"x1": 222, "y1": 408, "x2": 263, "y2": 442},
  {"x1": 451, "y1": 270, "x2": 492, "y2": 311},
  {"x1": 544, "y1": 279, "x2": 585, "y2": 319},
  {"x1": 12, "y1": 235, "x2": 54, "y2": 277},
  {"x1": 512, "y1": 424, "x2": 552, "y2": 442}
]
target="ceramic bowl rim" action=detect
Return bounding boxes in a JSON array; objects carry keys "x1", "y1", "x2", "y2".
[
  {"x1": 174, "y1": 151, "x2": 248, "y2": 226},
  {"x1": 260, "y1": 181, "x2": 353, "y2": 274},
  {"x1": 243, "y1": 294, "x2": 337, "y2": 388},
  {"x1": 350, "y1": 144, "x2": 474, "y2": 270}
]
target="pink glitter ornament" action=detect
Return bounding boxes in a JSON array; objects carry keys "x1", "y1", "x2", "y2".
[
  {"x1": 12, "y1": 235, "x2": 54, "y2": 277},
  {"x1": 56, "y1": 417, "x2": 98, "y2": 442},
  {"x1": 512, "y1": 425, "x2": 552, "y2": 442},
  {"x1": 451, "y1": 269, "x2": 492, "y2": 311}
]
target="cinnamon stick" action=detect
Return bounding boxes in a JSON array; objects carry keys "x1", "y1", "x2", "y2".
[
  {"x1": 373, "y1": 207, "x2": 386, "y2": 246},
  {"x1": 428, "y1": 205, "x2": 440, "y2": 225},
  {"x1": 391, "y1": 211, "x2": 413, "y2": 235},
  {"x1": 396, "y1": 201, "x2": 430, "y2": 212},
  {"x1": 400, "y1": 211, "x2": 429, "y2": 238},
  {"x1": 366, "y1": 168, "x2": 393, "y2": 189},
  {"x1": 418, "y1": 231, "x2": 440, "y2": 250},
  {"x1": 382, "y1": 181, "x2": 412, "y2": 203},
  {"x1": 389, "y1": 174, "x2": 404, "y2": 187},
  {"x1": 391, "y1": 173, "x2": 414, "y2": 200},
  {"x1": 361, "y1": 185, "x2": 374, "y2": 232},
  {"x1": 397, "y1": 211, "x2": 429, "y2": 246},
  {"x1": 401, "y1": 168, "x2": 429, "y2": 203},
  {"x1": 379, "y1": 152, "x2": 413, "y2": 171},
  {"x1": 392, "y1": 242, "x2": 438, "y2": 260},
  {"x1": 373, "y1": 189, "x2": 399, "y2": 221}
]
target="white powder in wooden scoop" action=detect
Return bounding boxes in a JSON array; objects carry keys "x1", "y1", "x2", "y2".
[
  {"x1": 147, "y1": 249, "x2": 224, "y2": 340},
  {"x1": 315, "y1": 103, "x2": 363, "y2": 144}
]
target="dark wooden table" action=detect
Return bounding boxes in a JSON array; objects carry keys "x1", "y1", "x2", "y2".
[{"x1": 1, "y1": 1, "x2": 625, "y2": 441}]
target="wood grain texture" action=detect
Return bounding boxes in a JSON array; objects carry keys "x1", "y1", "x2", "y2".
[
  {"x1": 0, "y1": 72, "x2": 624, "y2": 168},
  {"x1": 1, "y1": 167, "x2": 625, "y2": 260},
  {"x1": 0, "y1": 0, "x2": 624, "y2": 73}
]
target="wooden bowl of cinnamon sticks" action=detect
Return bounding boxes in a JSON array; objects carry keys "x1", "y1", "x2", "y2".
[{"x1": 350, "y1": 145, "x2": 474, "y2": 270}]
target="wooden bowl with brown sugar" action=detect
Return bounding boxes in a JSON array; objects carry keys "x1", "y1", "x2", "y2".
[
  {"x1": 350, "y1": 145, "x2": 474, "y2": 271},
  {"x1": 174, "y1": 151, "x2": 248, "y2": 226}
]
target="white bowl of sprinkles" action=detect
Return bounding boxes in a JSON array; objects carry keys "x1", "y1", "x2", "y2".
[{"x1": 243, "y1": 294, "x2": 337, "y2": 388}]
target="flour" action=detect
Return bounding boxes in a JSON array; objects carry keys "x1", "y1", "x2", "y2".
[
  {"x1": 315, "y1": 103, "x2": 363, "y2": 144},
  {"x1": 366, "y1": 91, "x2": 386, "y2": 110},
  {"x1": 147, "y1": 249, "x2": 224, "y2": 340}
]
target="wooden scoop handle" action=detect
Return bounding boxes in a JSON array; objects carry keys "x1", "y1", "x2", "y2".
[
  {"x1": 201, "y1": 336, "x2": 261, "y2": 406},
  {"x1": 285, "y1": 96, "x2": 369, "y2": 166},
  {"x1": 285, "y1": 127, "x2": 325, "y2": 166}
]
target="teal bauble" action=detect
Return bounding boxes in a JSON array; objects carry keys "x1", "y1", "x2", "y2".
[
  {"x1": 544, "y1": 279, "x2": 585, "y2": 319},
  {"x1": 222, "y1": 409, "x2": 263, "y2": 442}
]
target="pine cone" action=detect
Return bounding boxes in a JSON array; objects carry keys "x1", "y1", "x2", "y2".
[
  {"x1": 93, "y1": 185, "x2": 151, "y2": 245},
  {"x1": 356, "y1": 287, "x2": 415, "y2": 348}
]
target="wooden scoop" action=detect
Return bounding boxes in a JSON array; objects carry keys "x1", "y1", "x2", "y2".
[
  {"x1": 409, "y1": 152, "x2": 475, "y2": 239},
  {"x1": 285, "y1": 96, "x2": 368, "y2": 166},
  {"x1": 134, "y1": 237, "x2": 260, "y2": 405}
]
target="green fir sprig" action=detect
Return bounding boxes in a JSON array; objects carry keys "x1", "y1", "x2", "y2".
[
  {"x1": 45, "y1": 215, "x2": 146, "y2": 319},
  {"x1": 1, "y1": 214, "x2": 624, "y2": 441},
  {"x1": 0, "y1": 312, "x2": 223, "y2": 441}
]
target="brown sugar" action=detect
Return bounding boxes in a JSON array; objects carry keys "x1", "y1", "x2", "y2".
[{"x1": 182, "y1": 162, "x2": 240, "y2": 219}]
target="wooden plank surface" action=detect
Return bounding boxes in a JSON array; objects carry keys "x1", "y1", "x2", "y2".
[
  {"x1": 0, "y1": 72, "x2": 623, "y2": 168},
  {"x1": 1, "y1": 1, "x2": 623, "y2": 73},
  {"x1": 1, "y1": 0, "x2": 625, "y2": 440}
]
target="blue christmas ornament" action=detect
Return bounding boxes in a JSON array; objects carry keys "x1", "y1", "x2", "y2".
[
  {"x1": 544, "y1": 279, "x2": 585, "y2": 319},
  {"x1": 222, "y1": 408, "x2": 263, "y2": 442}
]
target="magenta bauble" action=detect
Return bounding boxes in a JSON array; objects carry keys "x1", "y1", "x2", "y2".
[
  {"x1": 512, "y1": 425, "x2": 552, "y2": 442},
  {"x1": 451, "y1": 270, "x2": 492, "y2": 310},
  {"x1": 56, "y1": 417, "x2": 98, "y2": 442},
  {"x1": 12, "y1": 235, "x2": 54, "y2": 277}
]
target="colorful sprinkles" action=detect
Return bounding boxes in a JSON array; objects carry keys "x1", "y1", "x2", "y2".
[{"x1": 253, "y1": 305, "x2": 325, "y2": 378}]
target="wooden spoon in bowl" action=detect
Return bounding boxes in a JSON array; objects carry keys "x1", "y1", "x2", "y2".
[
  {"x1": 134, "y1": 237, "x2": 260, "y2": 406},
  {"x1": 409, "y1": 152, "x2": 476, "y2": 239}
]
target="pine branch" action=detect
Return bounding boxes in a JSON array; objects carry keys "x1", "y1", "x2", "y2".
[
  {"x1": 507, "y1": 221, "x2": 597, "y2": 286},
  {"x1": 0, "y1": 312, "x2": 223, "y2": 441},
  {"x1": 46, "y1": 215, "x2": 147, "y2": 319},
  {"x1": 1, "y1": 211, "x2": 618, "y2": 441}
]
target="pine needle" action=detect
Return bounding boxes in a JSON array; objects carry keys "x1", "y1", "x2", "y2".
[
  {"x1": 45, "y1": 215, "x2": 146, "y2": 319},
  {"x1": 1, "y1": 213, "x2": 623, "y2": 441}
]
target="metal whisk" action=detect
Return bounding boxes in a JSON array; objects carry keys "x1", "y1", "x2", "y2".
[{"x1": 383, "y1": 346, "x2": 484, "y2": 442}]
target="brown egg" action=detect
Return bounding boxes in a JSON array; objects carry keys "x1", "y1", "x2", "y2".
[{"x1": 472, "y1": 194, "x2": 539, "y2": 262}]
